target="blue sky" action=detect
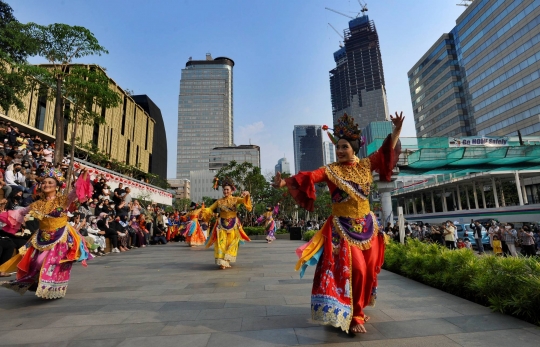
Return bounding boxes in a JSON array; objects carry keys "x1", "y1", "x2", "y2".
[{"x1": 11, "y1": 0, "x2": 466, "y2": 178}]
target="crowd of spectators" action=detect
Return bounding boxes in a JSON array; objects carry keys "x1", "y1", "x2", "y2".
[
  {"x1": 0, "y1": 121, "x2": 171, "y2": 273},
  {"x1": 383, "y1": 219, "x2": 540, "y2": 257}
]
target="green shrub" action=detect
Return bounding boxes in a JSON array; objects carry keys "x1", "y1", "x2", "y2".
[
  {"x1": 303, "y1": 230, "x2": 317, "y2": 241},
  {"x1": 243, "y1": 227, "x2": 288, "y2": 235},
  {"x1": 242, "y1": 227, "x2": 266, "y2": 235},
  {"x1": 384, "y1": 240, "x2": 540, "y2": 325}
]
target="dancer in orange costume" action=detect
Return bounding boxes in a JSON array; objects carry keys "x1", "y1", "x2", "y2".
[
  {"x1": 273, "y1": 112, "x2": 403, "y2": 334},
  {"x1": 183, "y1": 202, "x2": 206, "y2": 247}
]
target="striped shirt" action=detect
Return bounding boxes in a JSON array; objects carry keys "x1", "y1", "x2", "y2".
[
  {"x1": 502, "y1": 229, "x2": 517, "y2": 244},
  {"x1": 521, "y1": 231, "x2": 535, "y2": 246}
]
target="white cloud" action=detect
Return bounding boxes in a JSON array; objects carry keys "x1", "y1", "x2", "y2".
[{"x1": 236, "y1": 121, "x2": 265, "y2": 145}]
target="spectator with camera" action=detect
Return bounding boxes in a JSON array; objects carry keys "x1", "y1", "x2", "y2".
[
  {"x1": 501, "y1": 222, "x2": 518, "y2": 257},
  {"x1": 469, "y1": 219, "x2": 485, "y2": 255},
  {"x1": 520, "y1": 225, "x2": 536, "y2": 257},
  {"x1": 443, "y1": 220, "x2": 456, "y2": 249}
]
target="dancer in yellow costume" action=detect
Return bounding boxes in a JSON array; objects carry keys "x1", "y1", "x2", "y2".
[{"x1": 204, "y1": 177, "x2": 251, "y2": 269}]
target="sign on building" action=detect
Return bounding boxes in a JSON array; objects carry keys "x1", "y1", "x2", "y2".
[{"x1": 448, "y1": 136, "x2": 509, "y2": 148}]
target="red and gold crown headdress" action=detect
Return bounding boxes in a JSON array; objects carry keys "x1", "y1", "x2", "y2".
[
  {"x1": 322, "y1": 113, "x2": 365, "y2": 147},
  {"x1": 40, "y1": 168, "x2": 65, "y2": 182}
]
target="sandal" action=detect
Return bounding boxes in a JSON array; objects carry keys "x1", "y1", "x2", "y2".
[{"x1": 0, "y1": 272, "x2": 12, "y2": 277}]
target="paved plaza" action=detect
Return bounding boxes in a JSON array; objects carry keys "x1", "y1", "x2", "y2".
[{"x1": 0, "y1": 240, "x2": 539, "y2": 347}]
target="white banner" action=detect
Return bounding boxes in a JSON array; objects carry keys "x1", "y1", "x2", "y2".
[
  {"x1": 448, "y1": 136, "x2": 509, "y2": 148},
  {"x1": 73, "y1": 161, "x2": 173, "y2": 206}
]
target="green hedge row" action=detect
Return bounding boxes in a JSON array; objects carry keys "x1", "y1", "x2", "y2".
[
  {"x1": 383, "y1": 239, "x2": 540, "y2": 325},
  {"x1": 243, "y1": 227, "x2": 288, "y2": 235}
]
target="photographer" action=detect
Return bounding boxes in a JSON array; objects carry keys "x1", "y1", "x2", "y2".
[
  {"x1": 520, "y1": 225, "x2": 536, "y2": 257},
  {"x1": 470, "y1": 219, "x2": 485, "y2": 255},
  {"x1": 443, "y1": 220, "x2": 456, "y2": 249},
  {"x1": 430, "y1": 224, "x2": 443, "y2": 245}
]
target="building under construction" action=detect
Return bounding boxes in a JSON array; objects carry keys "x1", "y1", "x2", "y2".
[{"x1": 329, "y1": 15, "x2": 389, "y2": 129}]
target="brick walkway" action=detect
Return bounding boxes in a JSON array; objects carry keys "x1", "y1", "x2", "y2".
[{"x1": 0, "y1": 240, "x2": 539, "y2": 346}]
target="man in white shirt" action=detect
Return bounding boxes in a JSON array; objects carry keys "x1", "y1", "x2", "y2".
[{"x1": 3, "y1": 162, "x2": 26, "y2": 198}]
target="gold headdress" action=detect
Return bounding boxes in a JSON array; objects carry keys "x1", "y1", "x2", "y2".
[
  {"x1": 40, "y1": 168, "x2": 65, "y2": 182},
  {"x1": 323, "y1": 113, "x2": 365, "y2": 147},
  {"x1": 221, "y1": 176, "x2": 236, "y2": 191}
]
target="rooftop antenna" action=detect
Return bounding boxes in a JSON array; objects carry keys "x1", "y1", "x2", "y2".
[
  {"x1": 358, "y1": 1, "x2": 368, "y2": 16},
  {"x1": 457, "y1": 0, "x2": 473, "y2": 7},
  {"x1": 325, "y1": 7, "x2": 354, "y2": 19}
]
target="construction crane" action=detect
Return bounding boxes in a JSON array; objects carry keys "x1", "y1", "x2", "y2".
[
  {"x1": 328, "y1": 23, "x2": 344, "y2": 39},
  {"x1": 358, "y1": 1, "x2": 368, "y2": 16},
  {"x1": 328, "y1": 23, "x2": 344, "y2": 48},
  {"x1": 325, "y1": 7, "x2": 354, "y2": 19}
]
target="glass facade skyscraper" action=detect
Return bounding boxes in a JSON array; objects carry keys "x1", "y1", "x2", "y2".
[
  {"x1": 275, "y1": 157, "x2": 291, "y2": 175},
  {"x1": 176, "y1": 54, "x2": 234, "y2": 179},
  {"x1": 323, "y1": 141, "x2": 336, "y2": 165},
  {"x1": 410, "y1": 0, "x2": 540, "y2": 138},
  {"x1": 293, "y1": 125, "x2": 324, "y2": 174},
  {"x1": 329, "y1": 15, "x2": 389, "y2": 130}
]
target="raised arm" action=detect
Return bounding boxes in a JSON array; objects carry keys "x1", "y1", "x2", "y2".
[
  {"x1": 369, "y1": 112, "x2": 404, "y2": 182},
  {"x1": 200, "y1": 200, "x2": 219, "y2": 221},
  {"x1": 65, "y1": 167, "x2": 94, "y2": 208},
  {"x1": 273, "y1": 168, "x2": 327, "y2": 212},
  {"x1": 237, "y1": 191, "x2": 252, "y2": 212}
]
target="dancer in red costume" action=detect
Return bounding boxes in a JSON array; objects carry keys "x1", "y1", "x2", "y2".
[{"x1": 273, "y1": 112, "x2": 403, "y2": 334}]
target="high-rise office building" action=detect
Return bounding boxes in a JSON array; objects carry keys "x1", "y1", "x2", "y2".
[
  {"x1": 329, "y1": 15, "x2": 389, "y2": 130},
  {"x1": 323, "y1": 141, "x2": 336, "y2": 165},
  {"x1": 132, "y1": 95, "x2": 167, "y2": 180},
  {"x1": 209, "y1": 145, "x2": 260, "y2": 170},
  {"x1": 410, "y1": 0, "x2": 540, "y2": 137},
  {"x1": 189, "y1": 170, "x2": 222, "y2": 202},
  {"x1": 275, "y1": 157, "x2": 291, "y2": 175},
  {"x1": 293, "y1": 125, "x2": 324, "y2": 174},
  {"x1": 358, "y1": 121, "x2": 393, "y2": 158},
  {"x1": 177, "y1": 54, "x2": 234, "y2": 179}
]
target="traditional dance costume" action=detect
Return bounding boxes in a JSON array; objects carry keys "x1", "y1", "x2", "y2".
[
  {"x1": 184, "y1": 206, "x2": 206, "y2": 247},
  {"x1": 204, "y1": 196, "x2": 251, "y2": 268},
  {"x1": 286, "y1": 115, "x2": 400, "y2": 333},
  {"x1": 0, "y1": 171, "x2": 93, "y2": 299},
  {"x1": 257, "y1": 205, "x2": 279, "y2": 242}
]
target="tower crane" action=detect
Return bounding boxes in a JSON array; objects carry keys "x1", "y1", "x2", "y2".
[
  {"x1": 328, "y1": 23, "x2": 344, "y2": 48},
  {"x1": 358, "y1": 1, "x2": 368, "y2": 16},
  {"x1": 328, "y1": 23, "x2": 344, "y2": 39},
  {"x1": 325, "y1": 7, "x2": 354, "y2": 19}
]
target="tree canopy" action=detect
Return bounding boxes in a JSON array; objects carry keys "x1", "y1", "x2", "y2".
[
  {"x1": 26, "y1": 23, "x2": 109, "y2": 163},
  {"x1": 0, "y1": 1, "x2": 40, "y2": 113}
]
